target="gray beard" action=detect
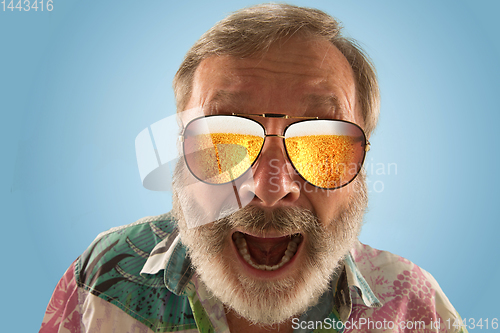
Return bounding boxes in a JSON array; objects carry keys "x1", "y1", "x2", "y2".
[{"x1": 172, "y1": 164, "x2": 368, "y2": 326}]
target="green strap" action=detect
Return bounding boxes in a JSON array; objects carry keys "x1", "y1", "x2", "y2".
[{"x1": 187, "y1": 292, "x2": 216, "y2": 333}]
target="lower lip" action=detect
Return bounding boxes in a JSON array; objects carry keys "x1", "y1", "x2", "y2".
[{"x1": 230, "y1": 234, "x2": 302, "y2": 278}]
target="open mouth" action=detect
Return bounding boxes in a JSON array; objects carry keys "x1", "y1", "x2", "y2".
[{"x1": 232, "y1": 231, "x2": 303, "y2": 271}]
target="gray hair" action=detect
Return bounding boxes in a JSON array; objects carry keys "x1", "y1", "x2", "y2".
[{"x1": 173, "y1": 3, "x2": 380, "y2": 136}]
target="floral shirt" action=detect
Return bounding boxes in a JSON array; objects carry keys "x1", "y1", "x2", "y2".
[{"x1": 40, "y1": 213, "x2": 467, "y2": 333}]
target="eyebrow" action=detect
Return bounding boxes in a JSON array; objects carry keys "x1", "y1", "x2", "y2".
[
  {"x1": 205, "y1": 91, "x2": 344, "y2": 117},
  {"x1": 204, "y1": 91, "x2": 250, "y2": 115},
  {"x1": 302, "y1": 94, "x2": 343, "y2": 118}
]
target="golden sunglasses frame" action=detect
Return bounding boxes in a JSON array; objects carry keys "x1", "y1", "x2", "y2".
[{"x1": 180, "y1": 113, "x2": 370, "y2": 190}]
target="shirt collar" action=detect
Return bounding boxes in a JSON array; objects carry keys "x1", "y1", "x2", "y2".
[
  {"x1": 344, "y1": 249, "x2": 383, "y2": 309},
  {"x1": 140, "y1": 229, "x2": 382, "y2": 317},
  {"x1": 140, "y1": 227, "x2": 195, "y2": 296}
]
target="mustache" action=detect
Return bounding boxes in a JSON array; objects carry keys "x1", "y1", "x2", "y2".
[
  {"x1": 218, "y1": 205, "x2": 320, "y2": 234},
  {"x1": 193, "y1": 205, "x2": 322, "y2": 255}
]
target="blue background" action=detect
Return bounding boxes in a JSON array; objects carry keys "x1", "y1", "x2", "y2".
[{"x1": 1, "y1": 0, "x2": 499, "y2": 331}]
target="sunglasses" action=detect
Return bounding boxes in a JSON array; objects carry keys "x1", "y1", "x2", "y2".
[{"x1": 181, "y1": 113, "x2": 370, "y2": 190}]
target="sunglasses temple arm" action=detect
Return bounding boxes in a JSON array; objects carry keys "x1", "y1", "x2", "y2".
[{"x1": 351, "y1": 136, "x2": 370, "y2": 152}]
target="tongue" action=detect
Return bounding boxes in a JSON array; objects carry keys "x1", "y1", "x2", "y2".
[{"x1": 244, "y1": 234, "x2": 290, "y2": 266}]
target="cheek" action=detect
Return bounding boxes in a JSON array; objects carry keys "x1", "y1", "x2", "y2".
[
  {"x1": 303, "y1": 184, "x2": 353, "y2": 227},
  {"x1": 179, "y1": 163, "x2": 226, "y2": 205},
  {"x1": 177, "y1": 173, "x2": 247, "y2": 228}
]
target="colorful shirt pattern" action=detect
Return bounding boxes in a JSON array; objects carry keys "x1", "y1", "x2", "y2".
[{"x1": 40, "y1": 213, "x2": 467, "y2": 333}]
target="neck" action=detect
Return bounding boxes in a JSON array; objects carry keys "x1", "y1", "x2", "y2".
[{"x1": 225, "y1": 307, "x2": 294, "y2": 333}]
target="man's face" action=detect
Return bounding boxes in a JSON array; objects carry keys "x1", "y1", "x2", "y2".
[{"x1": 174, "y1": 36, "x2": 368, "y2": 325}]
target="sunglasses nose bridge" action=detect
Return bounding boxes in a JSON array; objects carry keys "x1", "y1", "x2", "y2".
[
  {"x1": 255, "y1": 134, "x2": 289, "y2": 168},
  {"x1": 265, "y1": 134, "x2": 285, "y2": 139},
  {"x1": 254, "y1": 135, "x2": 300, "y2": 185},
  {"x1": 257, "y1": 133, "x2": 287, "y2": 160},
  {"x1": 249, "y1": 135, "x2": 301, "y2": 206}
]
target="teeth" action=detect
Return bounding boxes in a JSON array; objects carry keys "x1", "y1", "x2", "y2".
[{"x1": 234, "y1": 232, "x2": 302, "y2": 271}]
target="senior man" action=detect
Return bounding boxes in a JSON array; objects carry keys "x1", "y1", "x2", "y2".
[{"x1": 41, "y1": 3, "x2": 465, "y2": 333}]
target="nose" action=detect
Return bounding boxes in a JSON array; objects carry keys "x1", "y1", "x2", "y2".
[{"x1": 238, "y1": 136, "x2": 301, "y2": 207}]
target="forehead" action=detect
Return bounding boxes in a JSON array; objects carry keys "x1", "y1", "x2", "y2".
[{"x1": 186, "y1": 36, "x2": 360, "y2": 124}]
